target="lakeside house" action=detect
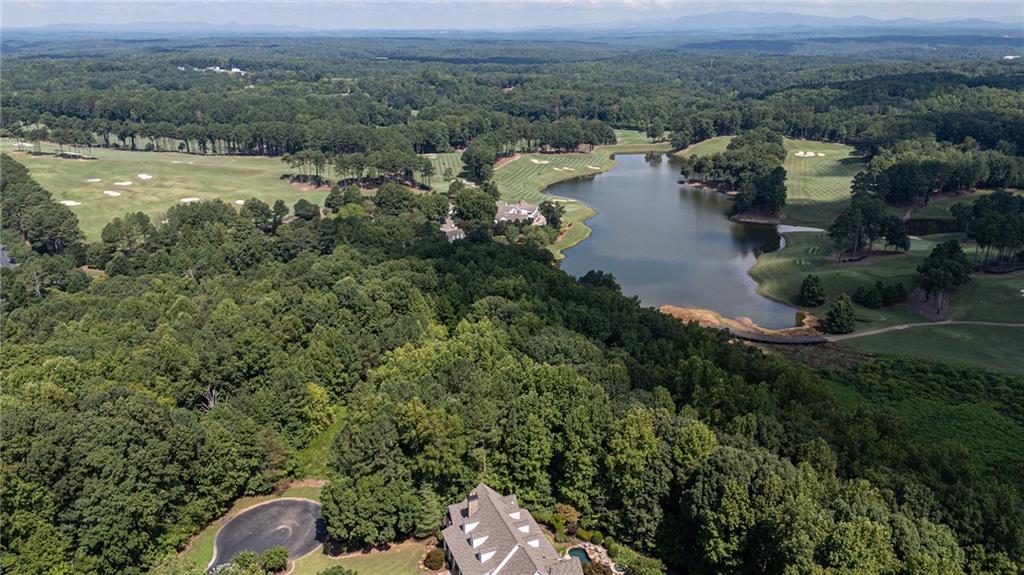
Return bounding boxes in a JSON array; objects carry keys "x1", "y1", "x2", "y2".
[
  {"x1": 495, "y1": 201, "x2": 547, "y2": 227},
  {"x1": 442, "y1": 483, "x2": 583, "y2": 575}
]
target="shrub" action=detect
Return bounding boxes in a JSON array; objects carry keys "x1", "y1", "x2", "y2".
[
  {"x1": 591, "y1": 531, "x2": 604, "y2": 545},
  {"x1": 318, "y1": 567, "x2": 359, "y2": 575},
  {"x1": 424, "y1": 548, "x2": 446, "y2": 571},
  {"x1": 576, "y1": 528, "x2": 593, "y2": 542},
  {"x1": 260, "y1": 546, "x2": 289, "y2": 573}
]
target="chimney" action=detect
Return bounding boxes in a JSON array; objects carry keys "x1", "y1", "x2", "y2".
[{"x1": 467, "y1": 490, "x2": 479, "y2": 517}]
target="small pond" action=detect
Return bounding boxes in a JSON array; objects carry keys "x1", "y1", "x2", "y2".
[{"x1": 553, "y1": 154, "x2": 804, "y2": 329}]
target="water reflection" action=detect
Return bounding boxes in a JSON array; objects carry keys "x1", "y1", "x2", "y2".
[{"x1": 554, "y1": 154, "x2": 799, "y2": 328}]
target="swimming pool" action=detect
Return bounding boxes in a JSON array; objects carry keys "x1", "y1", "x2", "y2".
[{"x1": 568, "y1": 547, "x2": 592, "y2": 565}]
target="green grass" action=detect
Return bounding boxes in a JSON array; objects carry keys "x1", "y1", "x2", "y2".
[
  {"x1": 750, "y1": 232, "x2": 937, "y2": 330},
  {"x1": 673, "y1": 136, "x2": 863, "y2": 227},
  {"x1": 781, "y1": 139, "x2": 864, "y2": 227},
  {"x1": 424, "y1": 151, "x2": 466, "y2": 195},
  {"x1": 291, "y1": 542, "x2": 425, "y2": 575},
  {"x1": 3, "y1": 139, "x2": 321, "y2": 240},
  {"x1": 673, "y1": 135, "x2": 733, "y2": 158},
  {"x1": 842, "y1": 324, "x2": 1024, "y2": 374},
  {"x1": 294, "y1": 409, "x2": 345, "y2": 480},
  {"x1": 909, "y1": 189, "x2": 1022, "y2": 220},
  {"x1": 948, "y1": 271, "x2": 1024, "y2": 323}
]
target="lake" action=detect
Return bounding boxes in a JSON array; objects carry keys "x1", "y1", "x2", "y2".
[{"x1": 553, "y1": 153, "x2": 801, "y2": 329}]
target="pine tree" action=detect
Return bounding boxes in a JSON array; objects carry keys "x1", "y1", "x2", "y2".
[
  {"x1": 825, "y1": 294, "x2": 856, "y2": 334},
  {"x1": 798, "y1": 274, "x2": 826, "y2": 307}
]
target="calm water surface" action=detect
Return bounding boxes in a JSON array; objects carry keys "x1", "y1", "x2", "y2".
[{"x1": 553, "y1": 154, "x2": 800, "y2": 328}]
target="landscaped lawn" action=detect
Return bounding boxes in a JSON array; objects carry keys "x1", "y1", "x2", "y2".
[
  {"x1": 842, "y1": 323, "x2": 1024, "y2": 374},
  {"x1": 3, "y1": 138, "x2": 321, "y2": 240},
  {"x1": 291, "y1": 542, "x2": 426, "y2": 575},
  {"x1": 424, "y1": 151, "x2": 466, "y2": 195},
  {"x1": 781, "y1": 138, "x2": 864, "y2": 228}
]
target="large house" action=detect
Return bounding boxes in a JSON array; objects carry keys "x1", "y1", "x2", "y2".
[
  {"x1": 442, "y1": 483, "x2": 583, "y2": 575},
  {"x1": 495, "y1": 201, "x2": 547, "y2": 227}
]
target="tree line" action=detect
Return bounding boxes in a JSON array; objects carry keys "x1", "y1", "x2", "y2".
[{"x1": 2, "y1": 155, "x2": 1022, "y2": 575}]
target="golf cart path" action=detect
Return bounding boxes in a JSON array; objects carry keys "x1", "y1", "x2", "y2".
[{"x1": 827, "y1": 320, "x2": 1024, "y2": 342}]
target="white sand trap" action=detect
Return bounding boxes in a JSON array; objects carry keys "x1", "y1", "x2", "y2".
[
  {"x1": 794, "y1": 151, "x2": 820, "y2": 157},
  {"x1": 171, "y1": 160, "x2": 182, "y2": 164},
  {"x1": 816, "y1": 153, "x2": 826, "y2": 157},
  {"x1": 180, "y1": 197, "x2": 200, "y2": 204},
  {"x1": 563, "y1": 167, "x2": 576, "y2": 171},
  {"x1": 103, "y1": 191, "x2": 122, "y2": 197},
  {"x1": 114, "y1": 181, "x2": 133, "y2": 186},
  {"x1": 137, "y1": 173, "x2": 153, "y2": 180},
  {"x1": 59, "y1": 200, "x2": 82, "y2": 206},
  {"x1": 86, "y1": 178, "x2": 102, "y2": 182},
  {"x1": 425, "y1": 154, "x2": 437, "y2": 159},
  {"x1": 234, "y1": 199, "x2": 246, "y2": 205},
  {"x1": 529, "y1": 159, "x2": 550, "y2": 165},
  {"x1": 552, "y1": 167, "x2": 564, "y2": 172},
  {"x1": 587, "y1": 165, "x2": 602, "y2": 170}
]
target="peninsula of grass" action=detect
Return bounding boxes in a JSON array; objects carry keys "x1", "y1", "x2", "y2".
[
  {"x1": 841, "y1": 323, "x2": 1024, "y2": 374},
  {"x1": 493, "y1": 130, "x2": 670, "y2": 258}
]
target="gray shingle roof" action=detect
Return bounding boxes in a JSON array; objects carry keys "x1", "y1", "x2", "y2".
[{"x1": 442, "y1": 483, "x2": 583, "y2": 575}]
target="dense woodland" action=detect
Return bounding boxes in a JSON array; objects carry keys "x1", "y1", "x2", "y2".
[{"x1": 2, "y1": 34, "x2": 1024, "y2": 575}]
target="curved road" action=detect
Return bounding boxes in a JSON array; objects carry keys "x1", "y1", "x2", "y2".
[
  {"x1": 826, "y1": 320, "x2": 1024, "y2": 342},
  {"x1": 209, "y1": 498, "x2": 325, "y2": 571}
]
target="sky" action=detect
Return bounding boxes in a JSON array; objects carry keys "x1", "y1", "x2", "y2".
[{"x1": 2, "y1": 1, "x2": 1023, "y2": 30}]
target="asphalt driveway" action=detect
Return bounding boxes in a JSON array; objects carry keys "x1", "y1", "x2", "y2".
[{"x1": 209, "y1": 498, "x2": 325, "y2": 570}]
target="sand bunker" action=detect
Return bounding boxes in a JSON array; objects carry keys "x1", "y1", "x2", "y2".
[
  {"x1": 180, "y1": 197, "x2": 200, "y2": 204},
  {"x1": 59, "y1": 200, "x2": 82, "y2": 206},
  {"x1": 563, "y1": 167, "x2": 576, "y2": 171},
  {"x1": 587, "y1": 165, "x2": 601, "y2": 170},
  {"x1": 114, "y1": 181, "x2": 132, "y2": 186},
  {"x1": 794, "y1": 151, "x2": 816, "y2": 157},
  {"x1": 816, "y1": 153, "x2": 826, "y2": 157},
  {"x1": 234, "y1": 199, "x2": 246, "y2": 205},
  {"x1": 86, "y1": 178, "x2": 102, "y2": 182},
  {"x1": 529, "y1": 159, "x2": 550, "y2": 165},
  {"x1": 137, "y1": 173, "x2": 153, "y2": 180},
  {"x1": 103, "y1": 191, "x2": 122, "y2": 197},
  {"x1": 425, "y1": 154, "x2": 437, "y2": 159},
  {"x1": 552, "y1": 167, "x2": 564, "y2": 172},
  {"x1": 171, "y1": 160, "x2": 182, "y2": 164}
]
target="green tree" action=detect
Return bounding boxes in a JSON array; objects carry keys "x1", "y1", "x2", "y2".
[
  {"x1": 798, "y1": 274, "x2": 826, "y2": 307},
  {"x1": 917, "y1": 240, "x2": 972, "y2": 313},
  {"x1": 825, "y1": 293, "x2": 856, "y2": 334}
]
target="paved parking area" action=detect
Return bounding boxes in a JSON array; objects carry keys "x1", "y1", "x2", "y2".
[{"x1": 209, "y1": 498, "x2": 325, "y2": 570}]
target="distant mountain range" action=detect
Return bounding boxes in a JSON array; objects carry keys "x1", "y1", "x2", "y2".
[
  {"x1": 4, "y1": 11, "x2": 1021, "y2": 36},
  {"x1": 659, "y1": 11, "x2": 1019, "y2": 33}
]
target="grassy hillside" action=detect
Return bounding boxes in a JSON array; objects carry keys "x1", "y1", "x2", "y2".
[{"x1": 841, "y1": 324, "x2": 1024, "y2": 374}]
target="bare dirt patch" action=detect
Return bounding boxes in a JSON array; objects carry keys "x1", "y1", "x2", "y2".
[{"x1": 661, "y1": 304, "x2": 823, "y2": 340}]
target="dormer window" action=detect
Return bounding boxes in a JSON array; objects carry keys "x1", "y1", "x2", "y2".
[
  {"x1": 527, "y1": 539, "x2": 540, "y2": 548},
  {"x1": 518, "y1": 524, "x2": 529, "y2": 533},
  {"x1": 463, "y1": 521, "x2": 479, "y2": 533},
  {"x1": 509, "y1": 511, "x2": 521, "y2": 520},
  {"x1": 478, "y1": 550, "x2": 496, "y2": 563},
  {"x1": 471, "y1": 535, "x2": 489, "y2": 548}
]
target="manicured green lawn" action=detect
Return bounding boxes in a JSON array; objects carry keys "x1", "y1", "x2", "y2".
[
  {"x1": 909, "y1": 189, "x2": 1021, "y2": 220},
  {"x1": 948, "y1": 272, "x2": 1024, "y2": 323},
  {"x1": 673, "y1": 136, "x2": 864, "y2": 227},
  {"x1": 425, "y1": 151, "x2": 466, "y2": 195},
  {"x1": 673, "y1": 135, "x2": 733, "y2": 158},
  {"x1": 3, "y1": 139, "x2": 322, "y2": 240},
  {"x1": 842, "y1": 324, "x2": 1024, "y2": 374},
  {"x1": 291, "y1": 542, "x2": 425, "y2": 575},
  {"x1": 780, "y1": 139, "x2": 864, "y2": 227}
]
